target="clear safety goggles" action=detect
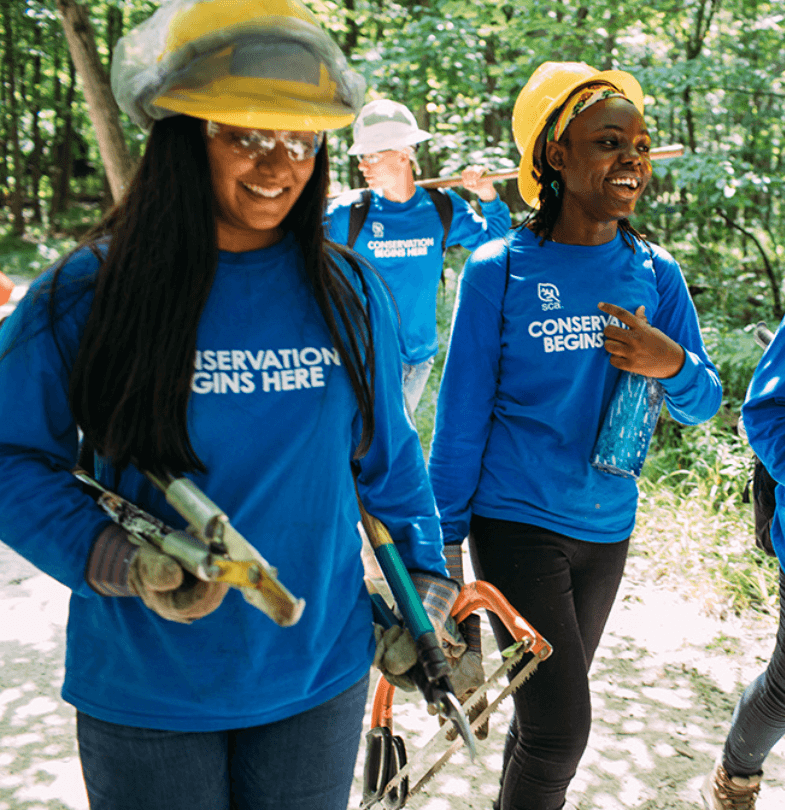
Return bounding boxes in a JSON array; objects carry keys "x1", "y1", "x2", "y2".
[
  {"x1": 207, "y1": 121, "x2": 325, "y2": 162},
  {"x1": 359, "y1": 151, "x2": 395, "y2": 165}
]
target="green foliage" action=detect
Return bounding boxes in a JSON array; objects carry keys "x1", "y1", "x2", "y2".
[
  {"x1": 638, "y1": 418, "x2": 779, "y2": 615},
  {"x1": 699, "y1": 318, "x2": 767, "y2": 413},
  {"x1": 644, "y1": 419, "x2": 749, "y2": 506},
  {"x1": 414, "y1": 249, "x2": 462, "y2": 460},
  {"x1": 0, "y1": 224, "x2": 75, "y2": 279}
]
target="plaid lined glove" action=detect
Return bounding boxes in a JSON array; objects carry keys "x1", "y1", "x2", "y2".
[
  {"x1": 409, "y1": 571, "x2": 464, "y2": 664},
  {"x1": 86, "y1": 524, "x2": 228, "y2": 623},
  {"x1": 442, "y1": 542, "x2": 488, "y2": 739},
  {"x1": 372, "y1": 572, "x2": 462, "y2": 691}
]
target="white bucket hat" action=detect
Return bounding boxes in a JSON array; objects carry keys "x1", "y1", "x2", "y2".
[{"x1": 348, "y1": 100, "x2": 432, "y2": 155}]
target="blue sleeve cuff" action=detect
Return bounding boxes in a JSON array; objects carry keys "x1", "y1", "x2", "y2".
[
  {"x1": 659, "y1": 348, "x2": 721, "y2": 425},
  {"x1": 660, "y1": 347, "x2": 700, "y2": 394}
]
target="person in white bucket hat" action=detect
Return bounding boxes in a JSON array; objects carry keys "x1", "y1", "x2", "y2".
[{"x1": 327, "y1": 99, "x2": 511, "y2": 417}]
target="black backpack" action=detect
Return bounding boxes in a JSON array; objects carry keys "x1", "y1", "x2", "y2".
[
  {"x1": 743, "y1": 454, "x2": 777, "y2": 557},
  {"x1": 346, "y1": 188, "x2": 453, "y2": 256}
]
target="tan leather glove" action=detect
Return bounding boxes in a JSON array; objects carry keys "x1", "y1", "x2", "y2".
[
  {"x1": 87, "y1": 524, "x2": 228, "y2": 624},
  {"x1": 372, "y1": 623, "x2": 418, "y2": 691},
  {"x1": 409, "y1": 571, "x2": 464, "y2": 664}
]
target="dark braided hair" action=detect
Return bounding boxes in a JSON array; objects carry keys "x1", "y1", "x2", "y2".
[{"x1": 525, "y1": 90, "x2": 646, "y2": 250}]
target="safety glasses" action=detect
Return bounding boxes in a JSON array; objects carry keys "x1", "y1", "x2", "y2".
[
  {"x1": 207, "y1": 121, "x2": 325, "y2": 162},
  {"x1": 360, "y1": 152, "x2": 384, "y2": 165}
]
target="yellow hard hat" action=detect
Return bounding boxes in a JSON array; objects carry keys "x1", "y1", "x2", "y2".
[
  {"x1": 512, "y1": 62, "x2": 644, "y2": 209},
  {"x1": 111, "y1": 0, "x2": 365, "y2": 132}
]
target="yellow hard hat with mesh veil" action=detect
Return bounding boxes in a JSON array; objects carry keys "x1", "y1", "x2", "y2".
[
  {"x1": 111, "y1": 0, "x2": 366, "y2": 132},
  {"x1": 512, "y1": 62, "x2": 644, "y2": 209}
]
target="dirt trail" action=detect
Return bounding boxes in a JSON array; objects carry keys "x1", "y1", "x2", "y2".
[{"x1": 1, "y1": 540, "x2": 783, "y2": 810}]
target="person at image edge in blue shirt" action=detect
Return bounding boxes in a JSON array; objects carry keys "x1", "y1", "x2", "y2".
[{"x1": 700, "y1": 331, "x2": 785, "y2": 809}]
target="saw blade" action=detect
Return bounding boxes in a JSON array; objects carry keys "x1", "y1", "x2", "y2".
[{"x1": 365, "y1": 646, "x2": 542, "y2": 809}]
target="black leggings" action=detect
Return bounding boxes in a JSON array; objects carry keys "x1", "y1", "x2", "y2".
[
  {"x1": 722, "y1": 566, "x2": 785, "y2": 776},
  {"x1": 469, "y1": 515, "x2": 629, "y2": 810}
]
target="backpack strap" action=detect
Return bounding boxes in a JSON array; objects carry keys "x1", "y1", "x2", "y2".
[
  {"x1": 347, "y1": 189, "x2": 372, "y2": 249},
  {"x1": 501, "y1": 236, "x2": 511, "y2": 316},
  {"x1": 424, "y1": 187, "x2": 453, "y2": 256},
  {"x1": 347, "y1": 187, "x2": 453, "y2": 256}
]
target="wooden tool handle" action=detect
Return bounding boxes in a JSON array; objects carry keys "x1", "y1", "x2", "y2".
[{"x1": 415, "y1": 144, "x2": 685, "y2": 189}]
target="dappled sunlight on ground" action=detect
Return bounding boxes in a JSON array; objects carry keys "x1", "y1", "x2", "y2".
[
  {"x1": 2, "y1": 541, "x2": 785, "y2": 809},
  {"x1": 0, "y1": 552, "x2": 88, "y2": 810}
]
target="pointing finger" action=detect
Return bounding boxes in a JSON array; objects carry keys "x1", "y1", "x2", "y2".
[{"x1": 598, "y1": 301, "x2": 644, "y2": 330}]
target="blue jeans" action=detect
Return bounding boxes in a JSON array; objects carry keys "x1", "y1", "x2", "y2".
[
  {"x1": 77, "y1": 674, "x2": 369, "y2": 810},
  {"x1": 723, "y1": 567, "x2": 785, "y2": 777},
  {"x1": 402, "y1": 357, "x2": 434, "y2": 417}
]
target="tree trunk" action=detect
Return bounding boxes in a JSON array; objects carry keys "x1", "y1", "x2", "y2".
[
  {"x1": 2, "y1": 0, "x2": 25, "y2": 235},
  {"x1": 343, "y1": 0, "x2": 359, "y2": 54},
  {"x1": 50, "y1": 59, "x2": 77, "y2": 220},
  {"x1": 30, "y1": 21, "x2": 44, "y2": 223},
  {"x1": 55, "y1": 0, "x2": 134, "y2": 202}
]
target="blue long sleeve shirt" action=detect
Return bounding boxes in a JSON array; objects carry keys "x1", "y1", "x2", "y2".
[
  {"x1": 0, "y1": 233, "x2": 446, "y2": 730},
  {"x1": 326, "y1": 187, "x2": 512, "y2": 365},
  {"x1": 742, "y1": 318, "x2": 785, "y2": 569},
  {"x1": 429, "y1": 228, "x2": 722, "y2": 546}
]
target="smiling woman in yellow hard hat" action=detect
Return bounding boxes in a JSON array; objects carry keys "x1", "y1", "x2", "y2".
[
  {"x1": 428, "y1": 61, "x2": 722, "y2": 810},
  {"x1": 0, "y1": 2, "x2": 457, "y2": 809}
]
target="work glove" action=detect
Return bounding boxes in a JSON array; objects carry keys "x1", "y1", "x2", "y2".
[
  {"x1": 441, "y1": 543, "x2": 489, "y2": 740},
  {"x1": 409, "y1": 571, "x2": 464, "y2": 664},
  {"x1": 372, "y1": 571, "x2": 462, "y2": 691},
  {"x1": 86, "y1": 524, "x2": 228, "y2": 624},
  {"x1": 373, "y1": 623, "x2": 419, "y2": 691}
]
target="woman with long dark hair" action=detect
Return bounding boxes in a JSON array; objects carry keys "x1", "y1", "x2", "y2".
[
  {"x1": 429, "y1": 61, "x2": 723, "y2": 810},
  {"x1": 0, "y1": 3, "x2": 451, "y2": 808}
]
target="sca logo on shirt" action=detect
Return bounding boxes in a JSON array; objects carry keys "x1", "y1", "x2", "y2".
[
  {"x1": 538, "y1": 282, "x2": 562, "y2": 311},
  {"x1": 372, "y1": 221, "x2": 384, "y2": 238}
]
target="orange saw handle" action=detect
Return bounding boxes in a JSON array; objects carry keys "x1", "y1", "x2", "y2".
[{"x1": 369, "y1": 579, "x2": 552, "y2": 731}]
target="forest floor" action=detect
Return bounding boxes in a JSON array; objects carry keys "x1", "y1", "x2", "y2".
[{"x1": 1, "y1": 540, "x2": 784, "y2": 810}]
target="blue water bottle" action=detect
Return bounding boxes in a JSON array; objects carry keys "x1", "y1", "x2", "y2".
[{"x1": 590, "y1": 371, "x2": 665, "y2": 479}]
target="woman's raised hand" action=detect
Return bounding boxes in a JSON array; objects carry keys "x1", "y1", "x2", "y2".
[{"x1": 599, "y1": 301, "x2": 685, "y2": 379}]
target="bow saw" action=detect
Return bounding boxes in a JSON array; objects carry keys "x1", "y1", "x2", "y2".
[{"x1": 362, "y1": 579, "x2": 553, "y2": 809}]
